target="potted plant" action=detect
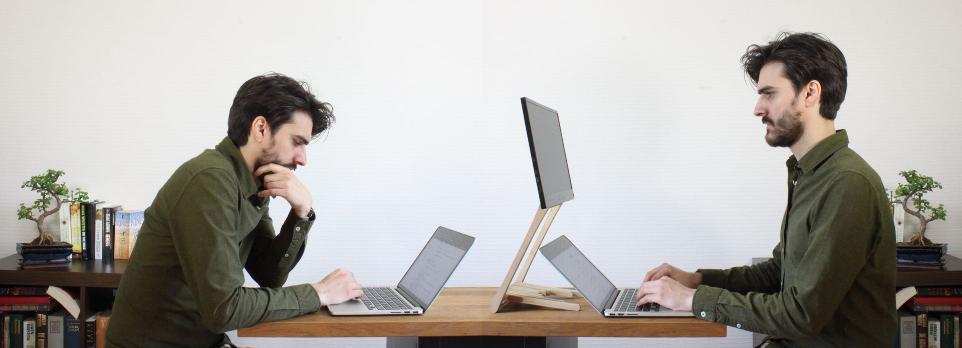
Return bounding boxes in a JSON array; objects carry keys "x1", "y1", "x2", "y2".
[
  {"x1": 16, "y1": 169, "x2": 88, "y2": 246},
  {"x1": 895, "y1": 169, "x2": 947, "y2": 246}
]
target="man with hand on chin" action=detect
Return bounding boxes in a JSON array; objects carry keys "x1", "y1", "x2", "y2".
[
  {"x1": 635, "y1": 33, "x2": 896, "y2": 347},
  {"x1": 108, "y1": 73, "x2": 362, "y2": 347}
]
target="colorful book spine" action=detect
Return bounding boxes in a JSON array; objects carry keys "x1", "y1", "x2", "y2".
[
  {"x1": 919, "y1": 313, "x2": 929, "y2": 348},
  {"x1": 914, "y1": 304, "x2": 962, "y2": 312},
  {"x1": 0, "y1": 304, "x2": 52, "y2": 312},
  {"x1": 918, "y1": 287, "x2": 962, "y2": 297},
  {"x1": 127, "y1": 211, "x2": 144, "y2": 258},
  {"x1": 102, "y1": 206, "x2": 119, "y2": 262},
  {"x1": 114, "y1": 211, "x2": 128, "y2": 260},
  {"x1": 94, "y1": 203, "x2": 104, "y2": 261},
  {"x1": 24, "y1": 317, "x2": 36, "y2": 348},
  {"x1": 80, "y1": 202, "x2": 91, "y2": 261},
  {"x1": 36, "y1": 312, "x2": 47, "y2": 348},
  {"x1": 70, "y1": 203, "x2": 82, "y2": 254},
  {"x1": 915, "y1": 296, "x2": 962, "y2": 305}
]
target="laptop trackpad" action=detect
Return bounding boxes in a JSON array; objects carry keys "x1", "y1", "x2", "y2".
[{"x1": 328, "y1": 299, "x2": 369, "y2": 315}]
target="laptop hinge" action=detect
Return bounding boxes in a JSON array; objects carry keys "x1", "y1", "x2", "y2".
[
  {"x1": 604, "y1": 289, "x2": 619, "y2": 311},
  {"x1": 396, "y1": 287, "x2": 422, "y2": 309}
]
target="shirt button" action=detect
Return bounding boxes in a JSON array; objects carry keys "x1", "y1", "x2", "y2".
[
  {"x1": 736, "y1": 323, "x2": 742, "y2": 329},
  {"x1": 700, "y1": 311, "x2": 707, "y2": 318},
  {"x1": 284, "y1": 253, "x2": 290, "y2": 258},
  {"x1": 295, "y1": 226, "x2": 301, "y2": 232}
]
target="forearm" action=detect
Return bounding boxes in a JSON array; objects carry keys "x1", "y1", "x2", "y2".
[
  {"x1": 204, "y1": 283, "x2": 321, "y2": 332},
  {"x1": 247, "y1": 210, "x2": 314, "y2": 287}
]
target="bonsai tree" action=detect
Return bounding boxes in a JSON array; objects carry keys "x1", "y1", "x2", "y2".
[
  {"x1": 16, "y1": 169, "x2": 88, "y2": 245},
  {"x1": 895, "y1": 169, "x2": 947, "y2": 245}
]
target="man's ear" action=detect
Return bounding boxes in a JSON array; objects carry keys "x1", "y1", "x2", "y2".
[
  {"x1": 250, "y1": 116, "x2": 271, "y2": 143},
  {"x1": 803, "y1": 80, "x2": 822, "y2": 110}
]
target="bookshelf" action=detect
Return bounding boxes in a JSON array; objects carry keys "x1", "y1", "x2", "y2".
[
  {"x1": 897, "y1": 254, "x2": 962, "y2": 287},
  {"x1": 0, "y1": 254, "x2": 125, "y2": 336}
]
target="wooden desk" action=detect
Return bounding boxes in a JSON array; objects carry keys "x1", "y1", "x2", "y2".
[{"x1": 238, "y1": 287, "x2": 725, "y2": 347}]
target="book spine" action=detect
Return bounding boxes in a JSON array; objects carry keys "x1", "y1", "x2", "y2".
[
  {"x1": 70, "y1": 203, "x2": 82, "y2": 255},
  {"x1": 0, "y1": 296, "x2": 51, "y2": 305},
  {"x1": 929, "y1": 319, "x2": 941, "y2": 347},
  {"x1": 63, "y1": 315, "x2": 80, "y2": 348},
  {"x1": 102, "y1": 207, "x2": 114, "y2": 262},
  {"x1": 114, "y1": 211, "x2": 127, "y2": 260},
  {"x1": 59, "y1": 202, "x2": 71, "y2": 244},
  {"x1": 24, "y1": 317, "x2": 36, "y2": 348},
  {"x1": 47, "y1": 314, "x2": 63, "y2": 348},
  {"x1": 84, "y1": 316, "x2": 95, "y2": 348},
  {"x1": 36, "y1": 313, "x2": 47, "y2": 348},
  {"x1": 920, "y1": 313, "x2": 929, "y2": 348},
  {"x1": 94, "y1": 315, "x2": 109, "y2": 348},
  {"x1": 915, "y1": 297, "x2": 962, "y2": 305},
  {"x1": 80, "y1": 202, "x2": 90, "y2": 261},
  {"x1": 128, "y1": 211, "x2": 144, "y2": 258},
  {"x1": 914, "y1": 304, "x2": 962, "y2": 312},
  {"x1": 12, "y1": 314, "x2": 23, "y2": 348},
  {"x1": 94, "y1": 205, "x2": 103, "y2": 261},
  {"x1": 0, "y1": 304, "x2": 52, "y2": 312},
  {"x1": 918, "y1": 288, "x2": 962, "y2": 297},
  {"x1": 0, "y1": 287, "x2": 47, "y2": 296}
]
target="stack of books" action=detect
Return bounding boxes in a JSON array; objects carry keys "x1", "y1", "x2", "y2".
[
  {"x1": 16, "y1": 243, "x2": 73, "y2": 269},
  {"x1": 0, "y1": 286, "x2": 93, "y2": 347},
  {"x1": 897, "y1": 243, "x2": 947, "y2": 270}
]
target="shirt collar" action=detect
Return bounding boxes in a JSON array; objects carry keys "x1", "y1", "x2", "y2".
[
  {"x1": 215, "y1": 137, "x2": 263, "y2": 202},
  {"x1": 785, "y1": 129, "x2": 850, "y2": 174}
]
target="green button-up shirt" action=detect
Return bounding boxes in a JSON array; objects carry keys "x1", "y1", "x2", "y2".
[
  {"x1": 692, "y1": 130, "x2": 896, "y2": 347},
  {"x1": 107, "y1": 137, "x2": 321, "y2": 347}
]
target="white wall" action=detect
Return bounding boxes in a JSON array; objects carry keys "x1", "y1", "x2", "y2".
[{"x1": 2, "y1": 1, "x2": 961, "y2": 346}]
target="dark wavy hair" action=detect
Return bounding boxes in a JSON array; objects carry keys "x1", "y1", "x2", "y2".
[
  {"x1": 227, "y1": 73, "x2": 335, "y2": 146},
  {"x1": 742, "y1": 32, "x2": 847, "y2": 120}
]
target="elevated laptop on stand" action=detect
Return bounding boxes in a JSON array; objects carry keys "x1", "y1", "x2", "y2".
[
  {"x1": 540, "y1": 235, "x2": 695, "y2": 317},
  {"x1": 328, "y1": 226, "x2": 475, "y2": 316}
]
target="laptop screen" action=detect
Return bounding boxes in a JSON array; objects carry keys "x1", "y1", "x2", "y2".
[
  {"x1": 397, "y1": 226, "x2": 475, "y2": 309},
  {"x1": 540, "y1": 235, "x2": 617, "y2": 314},
  {"x1": 522, "y1": 97, "x2": 574, "y2": 209}
]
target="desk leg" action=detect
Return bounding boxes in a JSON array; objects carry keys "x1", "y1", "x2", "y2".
[{"x1": 386, "y1": 336, "x2": 577, "y2": 348}]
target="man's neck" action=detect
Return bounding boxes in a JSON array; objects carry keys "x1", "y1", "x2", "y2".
[{"x1": 790, "y1": 116, "x2": 836, "y2": 160}]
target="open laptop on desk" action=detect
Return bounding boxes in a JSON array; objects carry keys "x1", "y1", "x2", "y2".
[
  {"x1": 328, "y1": 226, "x2": 474, "y2": 316},
  {"x1": 540, "y1": 235, "x2": 694, "y2": 317}
]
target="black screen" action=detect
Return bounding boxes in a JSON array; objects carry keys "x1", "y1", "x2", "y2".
[{"x1": 522, "y1": 97, "x2": 574, "y2": 209}]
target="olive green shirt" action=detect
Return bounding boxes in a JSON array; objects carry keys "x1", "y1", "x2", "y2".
[
  {"x1": 692, "y1": 130, "x2": 896, "y2": 347},
  {"x1": 107, "y1": 137, "x2": 321, "y2": 347}
]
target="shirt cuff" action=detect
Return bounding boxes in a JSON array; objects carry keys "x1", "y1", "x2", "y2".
[
  {"x1": 293, "y1": 283, "x2": 322, "y2": 313},
  {"x1": 696, "y1": 269, "x2": 728, "y2": 288},
  {"x1": 692, "y1": 284, "x2": 723, "y2": 322}
]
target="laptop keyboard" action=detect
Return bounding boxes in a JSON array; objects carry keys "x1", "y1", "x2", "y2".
[
  {"x1": 614, "y1": 288, "x2": 659, "y2": 312},
  {"x1": 361, "y1": 287, "x2": 413, "y2": 310}
]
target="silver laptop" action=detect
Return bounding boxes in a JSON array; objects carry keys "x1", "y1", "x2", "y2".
[
  {"x1": 328, "y1": 226, "x2": 474, "y2": 316},
  {"x1": 540, "y1": 235, "x2": 694, "y2": 317}
]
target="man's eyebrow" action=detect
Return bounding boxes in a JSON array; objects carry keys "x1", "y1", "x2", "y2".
[
  {"x1": 757, "y1": 86, "x2": 775, "y2": 94},
  {"x1": 294, "y1": 135, "x2": 310, "y2": 145}
]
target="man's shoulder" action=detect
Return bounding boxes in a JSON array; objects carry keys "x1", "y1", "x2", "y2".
[
  {"x1": 166, "y1": 149, "x2": 238, "y2": 190},
  {"x1": 822, "y1": 147, "x2": 886, "y2": 194}
]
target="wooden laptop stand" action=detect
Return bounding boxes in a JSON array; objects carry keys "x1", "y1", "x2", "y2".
[{"x1": 490, "y1": 204, "x2": 582, "y2": 313}]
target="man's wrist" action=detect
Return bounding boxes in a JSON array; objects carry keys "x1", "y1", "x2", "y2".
[{"x1": 296, "y1": 207, "x2": 315, "y2": 221}]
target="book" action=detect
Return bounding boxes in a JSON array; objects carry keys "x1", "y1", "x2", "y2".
[
  {"x1": 0, "y1": 303, "x2": 51, "y2": 312},
  {"x1": 939, "y1": 314, "x2": 954, "y2": 348},
  {"x1": 63, "y1": 314, "x2": 81, "y2": 348},
  {"x1": 914, "y1": 304, "x2": 962, "y2": 313},
  {"x1": 84, "y1": 314, "x2": 96, "y2": 348},
  {"x1": 10, "y1": 313, "x2": 23, "y2": 348},
  {"x1": 898, "y1": 286, "x2": 918, "y2": 309},
  {"x1": 915, "y1": 297, "x2": 962, "y2": 306},
  {"x1": 899, "y1": 312, "x2": 917, "y2": 348},
  {"x1": 0, "y1": 286, "x2": 47, "y2": 296},
  {"x1": 114, "y1": 211, "x2": 128, "y2": 260},
  {"x1": 59, "y1": 201, "x2": 71, "y2": 244},
  {"x1": 94, "y1": 312, "x2": 110, "y2": 348},
  {"x1": 99, "y1": 204, "x2": 121, "y2": 261},
  {"x1": 80, "y1": 202, "x2": 91, "y2": 261},
  {"x1": 929, "y1": 318, "x2": 940, "y2": 347},
  {"x1": 47, "y1": 286, "x2": 80, "y2": 320},
  {"x1": 36, "y1": 313, "x2": 47, "y2": 348},
  {"x1": 918, "y1": 287, "x2": 962, "y2": 297},
  {"x1": 0, "y1": 296, "x2": 51, "y2": 305},
  {"x1": 48, "y1": 311, "x2": 64, "y2": 348},
  {"x1": 24, "y1": 317, "x2": 36, "y2": 348},
  {"x1": 919, "y1": 313, "x2": 929, "y2": 348},
  {"x1": 127, "y1": 211, "x2": 144, "y2": 258},
  {"x1": 70, "y1": 203, "x2": 81, "y2": 255}
]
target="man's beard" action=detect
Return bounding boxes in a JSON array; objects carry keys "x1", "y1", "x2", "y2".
[
  {"x1": 255, "y1": 140, "x2": 297, "y2": 171},
  {"x1": 762, "y1": 107, "x2": 803, "y2": 148}
]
